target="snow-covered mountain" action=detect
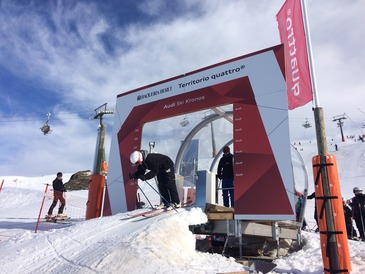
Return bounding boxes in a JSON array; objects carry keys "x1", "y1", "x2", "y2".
[{"x1": 0, "y1": 139, "x2": 365, "y2": 273}]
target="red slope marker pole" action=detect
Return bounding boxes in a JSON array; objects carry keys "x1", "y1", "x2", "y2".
[
  {"x1": 0, "y1": 179, "x2": 4, "y2": 193},
  {"x1": 35, "y1": 184, "x2": 49, "y2": 233}
]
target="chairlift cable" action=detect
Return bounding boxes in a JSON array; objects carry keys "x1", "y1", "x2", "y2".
[
  {"x1": 344, "y1": 113, "x2": 365, "y2": 134},
  {"x1": 0, "y1": 111, "x2": 108, "y2": 123}
]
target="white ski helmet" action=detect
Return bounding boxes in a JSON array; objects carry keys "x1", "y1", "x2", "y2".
[
  {"x1": 130, "y1": 151, "x2": 143, "y2": 164},
  {"x1": 353, "y1": 187, "x2": 363, "y2": 194}
]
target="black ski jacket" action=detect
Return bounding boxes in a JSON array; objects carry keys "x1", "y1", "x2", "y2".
[
  {"x1": 217, "y1": 153, "x2": 234, "y2": 179},
  {"x1": 52, "y1": 178, "x2": 65, "y2": 192},
  {"x1": 133, "y1": 153, "x2": 174, "y2": 181},
  {"x1": 352, "y1": 193, "x2": 365, "y2": 218}
]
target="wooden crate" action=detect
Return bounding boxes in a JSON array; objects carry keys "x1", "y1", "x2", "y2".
[
  {"x1": 206, "y1": 212, "x2": 234, "y2": 220},
  {"x1": 205, "y1": 203, "x2": 234, "y2": 213}
]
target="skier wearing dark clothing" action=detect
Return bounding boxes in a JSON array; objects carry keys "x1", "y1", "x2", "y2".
[
  {"x1": 129, "y1": 150, "x2": 181, "y2": 209},
  {"x1": 307, "y1": 192, "x2": 319, "y2": 231},
  {"x1": 350, "y1": 187, "x2": 365, "y2": 241},
  {"x1": 217, "y1": 146, "x2": 234, "y2": 208},
  {"x1": 342, "y1": 197, "x2": 358, "y2": 240},
  {"x1": 47, "y1": 172, "x2": 67, "y2": 218}
]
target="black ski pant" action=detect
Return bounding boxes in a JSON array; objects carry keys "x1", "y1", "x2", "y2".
[
  {"x1": 48, "y1": 191, "x2": 66, "y2": 215},
  {"x1": 345, "y1": 221, "x2": 357, "y2": 239},
  {"x1": 354, "y1": 214, "x2": 365, "y2": 239},
  {"x1": 156, "y1": 167, "x2": 180, "y2": 205}
]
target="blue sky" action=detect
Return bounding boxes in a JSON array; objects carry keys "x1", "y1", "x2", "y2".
[{"x1": 0, "y1": 0, "x2": 364, "y2": 176}]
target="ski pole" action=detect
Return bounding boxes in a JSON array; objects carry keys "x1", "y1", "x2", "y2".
[
  {"x1": 35, "y1": 184, "x2": 49, "y2": 233},
  {"x1": 136, "y1": 182, "x2": 154, "y2": 209},
  {"x1": 359, "y1": 203, "x2": 365, "y2": 239},
  {"x1": 154, "y1": 177, "x2": 162, "y2": 204},
  {"x1": 143, "y1": 180, "x2": 178, "y2": 212}
]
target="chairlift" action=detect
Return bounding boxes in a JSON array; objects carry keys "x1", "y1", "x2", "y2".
[
  {"x1": 40, "y1": 112, "x2": 52, "y2": 135},
  {"x1": 180, "y1": 116, "x2": 189, "y2": 127},
  {"x1": 302, "y1": 118, "x2": 312, "y2": 129}
]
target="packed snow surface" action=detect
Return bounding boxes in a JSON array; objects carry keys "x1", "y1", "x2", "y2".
[{"x1": 1, "y1": 140, "x2": 365, "y2": 273}]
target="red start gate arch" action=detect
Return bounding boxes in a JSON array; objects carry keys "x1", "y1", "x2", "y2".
[{"x1": 105, "y1": 44, "x2": 296, "y2": 221}]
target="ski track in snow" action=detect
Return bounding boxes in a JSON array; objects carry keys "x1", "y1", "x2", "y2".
[
  {"x1": 23, "y1": 214, "x2": 161, "y2": 273},
  {"x1": 1, "y1": 206, "x2": 244, "y2": 274}
]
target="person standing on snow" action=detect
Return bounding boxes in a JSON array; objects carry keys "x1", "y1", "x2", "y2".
[
  {"x1": 129, "y1": 150, "x2": 181, "y2": 210},
  {"x1": 46, "y1": 172, "x2": 67, "y2": 218},
  {"x1": 342, "y1": 196, "x2": 358, "y2": 240},
  {"x1": 295, "y1": 191, "x2": 308, "y2": 230},
  {"x1": 350, "y1": 187, "x2": 365, "y2": 241},
  {"x1": 217, "y1": 146, "x2": 234, "y2": 208},
  {"x1": 307, "y1": 192, "x2": 319, "y2": 232}
]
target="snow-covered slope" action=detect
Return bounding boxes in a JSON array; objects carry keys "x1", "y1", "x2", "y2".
[{"x1": 0, "y1": 140, "x2": 365, "y2": 273}]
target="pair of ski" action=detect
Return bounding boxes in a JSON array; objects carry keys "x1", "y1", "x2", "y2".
[
  {"x1": 127, "y1": 200, "x2": 194, "y2": 219},
  {"x1": 45, "y1": 216, "x2": 71, "y2": 223},
  {"x1": 127, "y1": 207, "x2": 173, "y2": 219}
]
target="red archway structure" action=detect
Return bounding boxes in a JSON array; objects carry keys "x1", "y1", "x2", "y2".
[{"x1": 106, "y1": 45, "x2": 295, "y2": 221}]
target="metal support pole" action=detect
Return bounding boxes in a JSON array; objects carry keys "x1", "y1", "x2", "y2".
[
  {"x1": 302, "y1": 0, "x2": 346, "y2": 269},
  {"x1": 313, "y1": 107, "x2": 340, "y2": 271}
]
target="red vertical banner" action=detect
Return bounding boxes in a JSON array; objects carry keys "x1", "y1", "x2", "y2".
[{"x1": 277, "y1": 0, "x2": 313, "y2": 110}]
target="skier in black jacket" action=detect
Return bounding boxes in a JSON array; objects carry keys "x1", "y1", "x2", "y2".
[
  {"x1": 342, "y1": 197, "x2": 358, "y2": 240},
  {"x1": 47, "y1": 172, "x2": 67, "y2": 218},
  {"x1": 351, "y1": 187, "x2": 365, "y2": 241},
  {"x1": 129, "y1": 150, "x2": 180, "y2": 210},
  {"x1": 217, "y1": 146, "x2": 234, "y2": 208}
]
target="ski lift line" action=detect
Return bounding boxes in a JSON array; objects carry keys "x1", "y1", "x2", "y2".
[
  {"x1": 358, "y1": 108, "x2": 365, "y2": 117},
  {"x1": 0, "y1": 110, "x2": 95, "y2": 118},
  {"x1": 344, "y1": 113, "x2": 365, "y2": 134},
  {"x1": 0, "y1": 109, "x2": 108, "y2": 122},
  {"x1": 0, "y1": 114, "x2": 112, "y2": 123},
  {"x1": 211, "y1": 107, "x2": 233, "y2": 123}
]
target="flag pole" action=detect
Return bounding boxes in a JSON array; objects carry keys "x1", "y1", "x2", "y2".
[
  {"x1": 301, "y1": 0, "x2": 344, "y2": 272},
  {"x1": 301, "y1": 0, "x2": 328, "y2": 155},
  {"x1": 301, "y1": 0, "x2": 320, "y2": 109}
]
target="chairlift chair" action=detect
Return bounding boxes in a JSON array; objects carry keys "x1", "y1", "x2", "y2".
[
  {"x1": 180, "y1": 116, "x2": 189, "y2": 127},
  {"x1": 302, "y1": 118, "x2": 312, "y2": 129},
  {"x1": 40, "y1": 113, "x2": 52, "y2": 135}
]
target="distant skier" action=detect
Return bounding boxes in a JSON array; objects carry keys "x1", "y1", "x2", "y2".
[
  {"x1": 334, "y1": 144, "x2": 338, "y2": 151},
  {"x1": 129, "y1": 150, "x2": 181, "y2": 210},
  {"x1": 46, "y1": 172, "x2": 67, "y2": 218},
  {"x1": 350, "y1": 187, "x2": 365, "y2": 241},
  {"x1": 217, "y1": 146, "x2": 234, "y2": 208}
]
